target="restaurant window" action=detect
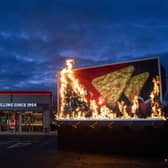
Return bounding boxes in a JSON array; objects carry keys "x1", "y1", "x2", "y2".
[
  {"x1": 0, "y1": 112, "x2": 8, "y2": 131},
  {"x1": 22, "y1": 111, "x2": 43, "y2": 132}
]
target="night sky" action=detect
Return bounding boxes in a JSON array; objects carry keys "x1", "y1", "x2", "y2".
[{"x1": 0, "y1": 0, "x2": 168, "y2": 104}]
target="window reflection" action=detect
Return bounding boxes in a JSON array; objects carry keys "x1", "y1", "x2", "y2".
[{"x1": 0, "y1": 111, "x2": 43, "y2": 132}]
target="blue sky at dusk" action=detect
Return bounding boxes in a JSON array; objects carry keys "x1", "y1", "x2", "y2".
[{"x1": 0, "y1": 0, "x2": 168, "y2": 103}]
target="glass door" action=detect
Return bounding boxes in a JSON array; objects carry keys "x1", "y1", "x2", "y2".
[
  {"x1": 22, "y1": 111, "x2": 43, "y2": 132},
  {"x1": 0, "y1": 111, "x2": 8, "y2": 131},
  {"x1": 0, "y1": 111, "x2": 20, "y2": 132},
  {"x1": 8, "y1": 112, "x2": 20, "y2": 132},
  {"x1": 22, "y1": 112, "x2": 32, "y2": 132}
]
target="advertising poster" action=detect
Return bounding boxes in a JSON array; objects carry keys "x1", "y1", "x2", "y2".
[{"x1": 57, "y1": 57, "x2": 164, "y2": 120}]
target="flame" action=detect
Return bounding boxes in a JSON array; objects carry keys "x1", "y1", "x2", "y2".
[
  {"x1": 131, "y1": 96, "x2": 139, "y2": 118},
  {"x1": 57, "y1": 60, "x2": 165, "y2": 120},
  {"x1": 59, "y1": 59, "x2": 88, "y2": 119},
  {"x1": 66, "y1": 59, "x2": 74, "y2": 71},
  {"x1": 118, "y1": 101, "x2": 129, "y2": 118},
  {"x1": 150, "y1": 76, "x2": 164, "y2": 119}
]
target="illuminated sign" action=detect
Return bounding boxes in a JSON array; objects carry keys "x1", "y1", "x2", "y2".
[
  {"x1": 57, "y1": 57, "x2": 165, "y2": 120},
  {"x1": 0, "y1": 103, "x2": 37, "y2": 108}
]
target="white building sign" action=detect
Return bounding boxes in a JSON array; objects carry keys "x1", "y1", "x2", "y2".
[{"x1": 0, "y1": 103, "x2": 37, "y2": 108}]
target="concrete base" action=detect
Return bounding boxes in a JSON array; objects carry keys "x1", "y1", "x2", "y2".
[
  {"x1": 57, "y1": 121, "x2": 168, "y2": 157},
  {"x1": 0, "y1": 131, "x2": 57, "y2": 136}
]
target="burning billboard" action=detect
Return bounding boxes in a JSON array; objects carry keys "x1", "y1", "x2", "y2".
[{"x1": 57, "y1": 57, "x2": 165, "y2": 120}]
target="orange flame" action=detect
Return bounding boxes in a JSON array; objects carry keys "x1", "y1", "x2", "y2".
[
  {"x1": 65, "y1": 59, "x2": 74, "y2": 71},
  {"x1": 131, "y1": 96, "x2": 139, "y2": 118},
  {"x1": 150, "y1": 76, "x2": 164, "y2": 119},
  {"x1": 118, "y1": 101, "x2": 129, "y2": 118}
]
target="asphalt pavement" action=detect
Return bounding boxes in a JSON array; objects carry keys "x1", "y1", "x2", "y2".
[{"x1": 0, "y1": 135, "x2": 166, "y2": 168}]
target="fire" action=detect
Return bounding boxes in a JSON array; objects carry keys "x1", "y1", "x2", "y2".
[
  {"x1": 66, "y1": 59, "x2": 74, "y2": 71},
  {"x1": 118, "y1": 101, "x2": 129, "y2": 118},
  {"x1": 131, "y1": 96, "x2": 139, "y2": 118},
  {"x1": 58, "y1": 59, "x2": 88, "y2": 119},
  {"x1": 57, "y1": 59, "x2": 165, "y2": 120},
  {"x1": 150, "y1": 76, "x2": 164, "y2": 119}
]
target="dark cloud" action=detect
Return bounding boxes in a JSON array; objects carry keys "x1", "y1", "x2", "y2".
[{"x1": 0, "y1": 0, "x2": 168, "y2": 103}]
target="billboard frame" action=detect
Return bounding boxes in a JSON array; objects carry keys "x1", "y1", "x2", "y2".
[{"x1": 56, "y1": 57, "x2": 163, "y2": 119}]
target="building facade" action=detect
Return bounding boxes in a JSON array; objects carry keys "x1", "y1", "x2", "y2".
[{"x1": 0, "y1": 92, "x2": 52, "y2": 133}]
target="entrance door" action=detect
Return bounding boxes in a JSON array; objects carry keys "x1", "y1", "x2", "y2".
[
  {"x1": 0, "y1": 112, "x2": 8, "y2": 131},
  {"x1": 0, "y1": 112, "x2": 21, "y2": 132},
  {"x1": 22, "y1": 111, "x2": 43, "y2": 132},
  {"x1": 22, "y1": 112, "x2": 32, "y2": 132},
  {"x1": 8, "y1": 112, "x2": 19, "y2": 132}
]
